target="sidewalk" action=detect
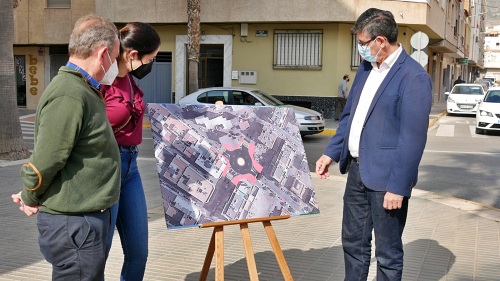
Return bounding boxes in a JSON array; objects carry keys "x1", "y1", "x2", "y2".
[
  {"x1": 1, "y1": 170, "x2": 498, "y2": 280},
  {"x1": 2, "y1": 101, "x2": 500, "y2": 280}
]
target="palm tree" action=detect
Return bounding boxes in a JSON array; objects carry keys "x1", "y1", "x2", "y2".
[
  {"x1": 0, "y1": 0, "x2": 30, "y2": 160},
  {"x1": 187, "y1": 0, "x2": 200, "y2": 95}
]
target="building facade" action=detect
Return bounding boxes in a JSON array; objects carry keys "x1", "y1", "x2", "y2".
[
  {"x1": 483, "y1": 27, "x2": 500, "y2": 81},
  {"x1": 14, "y1": 0, "x2": 483, "y2": 118}
]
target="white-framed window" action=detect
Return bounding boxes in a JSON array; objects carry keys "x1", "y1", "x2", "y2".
[
  {"x1": 47, "y1": 0, "x2": 71, "y2": 8},
  {"x1": 351, "y1": 35, "x2": 361, "y2": 68},
  {"x1": 273, "y1": 30, "x2": 323, "y2": 69}
]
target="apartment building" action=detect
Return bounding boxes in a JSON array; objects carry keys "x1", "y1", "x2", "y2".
[
  {"x1": 14, "y1": 0, "x2": 483, "y2": 118},
  {"x1": 483, "y1": 27, "x2": 500, "y2": 81}
]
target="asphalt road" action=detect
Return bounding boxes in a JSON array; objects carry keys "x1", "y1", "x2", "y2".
[{"x1": 301, "y1": 115, "x2": 500, "y2": 209}]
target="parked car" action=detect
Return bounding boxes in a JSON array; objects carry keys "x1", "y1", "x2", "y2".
[
  {"x1": 446, "y1": 84, "x2": 485, "y2": 115},
  {"x1": 475, "y1": 87, "x2": 500, "y2": 134},
  {"x1": 483, "y1": 75, "x2": 497, "y2": 86},
  {"x1": 474, "y1": 80, "x2": 490, "y2": 91},
  {"x1": 178, "y1": 87, "x2": 325, "y2": 136}
]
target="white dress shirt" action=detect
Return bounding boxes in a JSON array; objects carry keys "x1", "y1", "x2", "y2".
[{"x1": 348, "y1": 45, "x2": 403, "y2": 158}]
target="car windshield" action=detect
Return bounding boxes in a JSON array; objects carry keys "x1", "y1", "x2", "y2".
[
  {"x1": 484, "y1": 90, "x2": 500, "y2": 103},
  {"x1": 250, "y1": 90, "x2": 285, "y2": 106},
  {"x1": 451, "y1": 85, "x2": 484, "y2": 95}
]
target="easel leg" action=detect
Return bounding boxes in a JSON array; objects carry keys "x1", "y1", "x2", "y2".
[
  {"x1": 240, "y1": 223, "x2": 259, "y2": 281},
  {"x1": 215, "y1": 226, "x2": 224, "y2": 281},
  {"x1": 263, "y1": 221, "x2": 294, "y2": 281},
  {"x1": 199, "y1": 228, "x2": 216, "y2": 281},
  {"x1": 199, "y1": 226, "x2": 225, "y2": 281}
]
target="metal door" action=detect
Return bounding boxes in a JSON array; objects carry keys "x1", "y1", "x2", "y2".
[{"x1": 134, "y1": 61, "x2": 172, "y2": 104}]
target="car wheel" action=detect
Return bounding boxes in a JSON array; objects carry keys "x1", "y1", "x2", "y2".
[{"x1": 475, "y1": 127, "x2": 483, "y2": 134}]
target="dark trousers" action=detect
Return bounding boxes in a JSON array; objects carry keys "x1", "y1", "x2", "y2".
[
  {"x1": 37, "y1": 210, "x2": 111, "y2": 281},
  {"x1": 342, "y1": 162, "x2": 409, "y2": 281},
  {"x1": 336, "y1": 97, "x2": 347, "y2": 120}
]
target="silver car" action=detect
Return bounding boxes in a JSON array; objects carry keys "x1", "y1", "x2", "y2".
[{"x1": 178, "y1": 87, "x2": 325, "y2": 136}]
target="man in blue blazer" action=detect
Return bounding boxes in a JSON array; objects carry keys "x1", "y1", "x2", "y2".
[{"x1": 316, "y1": 8, "x2": 432, "y2": 281}]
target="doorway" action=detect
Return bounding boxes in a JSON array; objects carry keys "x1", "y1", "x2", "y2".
[
  {"x1": 134, "y1": 51, "x2": 173, "y2": 104},
  {"x1": 14, "y1": 55, "x2": 27, "y2": 106},
  {"x1": 175, "y1": 34, "x2": 233, "y2": 102},
  {"x1": 197, "y1": 45, "x2": 224, "y2": 88}
]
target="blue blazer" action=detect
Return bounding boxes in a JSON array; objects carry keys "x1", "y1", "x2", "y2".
[{"x1": 324, "y1": 49, "x2": 432, "y2": 197}]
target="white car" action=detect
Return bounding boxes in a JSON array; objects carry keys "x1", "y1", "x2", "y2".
[
  {"x1": 475, "y1": 87, "x2": 500, "y2": 134},
  {"x1": 178, "y1": 87, "x2": 325, "y2": 136},
  {"x1": 446, "y1": 84, "x2": 485, "y2": 115}
]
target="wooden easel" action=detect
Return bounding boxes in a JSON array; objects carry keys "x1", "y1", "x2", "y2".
[{"x1": 198, "y1": 215, "x2": 293, "y2": 281}]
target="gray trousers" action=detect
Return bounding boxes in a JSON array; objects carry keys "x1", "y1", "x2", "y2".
[{"x1": 37, "y1": 210, "x2": 111, "y2": 281}]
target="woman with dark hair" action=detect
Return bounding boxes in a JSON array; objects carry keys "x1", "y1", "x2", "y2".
[{"x1": 102, "y1": 22, "x2": 160, "y2": 280}]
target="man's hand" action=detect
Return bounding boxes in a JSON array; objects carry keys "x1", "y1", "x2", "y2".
[
  {"x1": 11, "y1": 193, "x2": 39, "y2": 217},
  {"x1": 383, "y1": 191, "x2": 404, "y2": 210},
  {"x1": 316, "y1": 155, "x2": 333, "y2": 179}
]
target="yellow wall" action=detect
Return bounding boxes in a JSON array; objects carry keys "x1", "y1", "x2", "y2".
[
  {"x1": 146, "y1": 22, "x2": 432, "y2": 99},
  {"x1": 153, "y1": 23, "x2": 359, "y2": 97}
]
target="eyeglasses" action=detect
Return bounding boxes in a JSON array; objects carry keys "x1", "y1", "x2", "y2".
[{"x1": 358, "y1": 37, "x2": 376, "y2": 47}]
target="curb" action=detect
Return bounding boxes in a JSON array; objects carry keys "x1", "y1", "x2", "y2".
[
  {"x1": 319, "y1": 129, "x2": 336, "y2": 135},
  {"x1": 428, "y1": 110, "x2": 447, "y2": 128}
]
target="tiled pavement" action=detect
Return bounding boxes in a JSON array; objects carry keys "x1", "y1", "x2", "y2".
[
  {"x1": 1, "y1": 166, "x2": 499, "y2": 280},
  {"x1": 1, "y1": 102, "x2": 499, "y2": 280}
]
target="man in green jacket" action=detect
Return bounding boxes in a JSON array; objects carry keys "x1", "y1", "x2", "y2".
[{"x1": 11, "y1": 14, "x2": 121, "y2": 280}]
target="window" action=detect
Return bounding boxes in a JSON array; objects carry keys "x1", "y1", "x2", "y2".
[
  {"x1": 47, "y1": 0, "x2": 71, "y2": 8},
  {"x1": 233, "y1": 91, "x2": 257, "y2": 105},
  {"x1": 351, "y1": 35, "x2": 362, "y2": 68},
  {"x1": 273, "y1": 30, "x2": 323, "y2": 69},
  {"x1": 197, "y1": 90, "x2": 229, "y2": 104}
]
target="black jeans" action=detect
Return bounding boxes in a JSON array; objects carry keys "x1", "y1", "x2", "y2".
[
  {"x1": 342, "y1": 162, "x2": 409, "y2": 281},
  {"x1": 37, "y1": 210, "x2": 111, "y2": 281}
]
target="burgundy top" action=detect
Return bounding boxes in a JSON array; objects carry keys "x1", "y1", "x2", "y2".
[{"x1": 102, "y1": 74, "x2": 145, "y2": 146}]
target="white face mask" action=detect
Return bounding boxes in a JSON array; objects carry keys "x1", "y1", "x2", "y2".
[{"x1": 99, "y1": 51, "x2": 118, "y2": 85}]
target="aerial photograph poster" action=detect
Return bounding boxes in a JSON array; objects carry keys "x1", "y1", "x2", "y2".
[{"x1": 148, "y1": 103, "x2": 319, "y2": 229}]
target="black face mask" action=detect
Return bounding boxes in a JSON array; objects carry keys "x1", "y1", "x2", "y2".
[{"x1": 130, "y1": 60, "x2": 153, "y2": 79}]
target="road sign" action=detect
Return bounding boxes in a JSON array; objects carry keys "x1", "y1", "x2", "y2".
[
  {"x1": 410, "y1": 31, "x2": 430, "y2": 68},
  {"x1": 411, "y1": 51, "x2": 429, "y2": 68},
  {"x1": 410, "y1": 31, "x2": 429, "y2": 50}
]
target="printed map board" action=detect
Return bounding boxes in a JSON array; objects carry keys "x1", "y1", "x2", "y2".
[{"x1": 148, "y1": 104, "x2": 319, "y2": 228}]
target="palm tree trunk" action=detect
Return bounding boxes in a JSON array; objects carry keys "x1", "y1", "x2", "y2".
[
  {"x1": 0, "y1": 0, "x2": 30, "y2": 160},
  {"x1": 187, "y1": 0, "x2": 200, "y2": 95}
]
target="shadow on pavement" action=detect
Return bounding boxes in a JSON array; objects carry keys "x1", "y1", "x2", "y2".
[{"x1": 184, "y1": 239, "x2": 455, "y2": 281}]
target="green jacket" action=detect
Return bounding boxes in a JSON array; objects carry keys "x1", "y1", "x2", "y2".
[{"x1": 20, "y1": 66, "x2": 120, "y2": 214}]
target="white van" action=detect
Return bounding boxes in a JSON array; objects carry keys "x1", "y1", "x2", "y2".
[{"x1": 484, "y1": 75, "x2": 496, "y2": 86}]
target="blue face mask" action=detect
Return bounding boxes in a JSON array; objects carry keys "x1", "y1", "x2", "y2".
[{"x1": 358, "y1": 40, "x2": 381, "y2": 63}]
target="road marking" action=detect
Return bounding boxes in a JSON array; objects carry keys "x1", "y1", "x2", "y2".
[{"x1": 435, "y1": 124, "x2": 454, "y2": 137}]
